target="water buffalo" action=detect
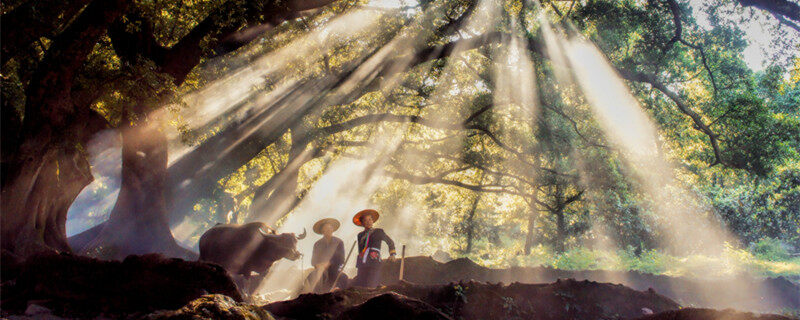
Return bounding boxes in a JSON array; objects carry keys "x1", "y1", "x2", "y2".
[{"x1": 199, "y1": 222, "x2": 306, "y2": 295}]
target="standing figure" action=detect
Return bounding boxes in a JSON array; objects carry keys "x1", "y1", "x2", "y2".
[
  {"x1": 351, "y1": 209, "x2": 395, "y2": 288},
  {"x1": 307, "y1": 218, "x2": 346, "y2": 293}
]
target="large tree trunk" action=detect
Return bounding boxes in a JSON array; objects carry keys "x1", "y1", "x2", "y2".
[
  {"x1": 77, "y1": 119, "x2": 194, "y2": 260},
  {"x1": 1, "y1": 114, "x2": 108, "y2": 258},
  {"x1": 1, "y1": 146, "x2": 92, "y2": 257},
  {"x1": 0, "y1": 0, "x2": 130, "y2": 259}
]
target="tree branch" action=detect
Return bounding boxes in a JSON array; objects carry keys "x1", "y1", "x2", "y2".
[
  {"x1": 563, "y1": 189, "x2": 583, "y2": 205},
  {"x1": 23, "y1": 0, "x2": 131, "y2": 130},
  {"x1": 168, "y1": 26, "x2": 515, "y2": 224},
  {"x1": 540, "y1": 103, "x2": 607, "y2": 149},
  {"x1": 384, "y1": 169, "x2": 526, "y2": 197},
  {"x1": 770, "y1": 11, "x2": 800, "y2": 32},
  {"x1": 738, "y1": 0, "x2": 800, "y2": 31},
  {"x1": 109, "y1": 0, "x2": 339, "y2": 83},
  {"x1": 1, "y1": 0, "x2": 93, "y2": 64},
  {"x1": 664, "y1": 0, "x2": 682, "y2": 49},
  {"x1": 617, "y1": 68, "x2": 726, "y2": 166},
  {"x1": 664, "y1": 0, "x2": 718, "y2": 93}
]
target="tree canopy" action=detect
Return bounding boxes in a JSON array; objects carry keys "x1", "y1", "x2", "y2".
[{"x1": 2, "y1": 0, "x2": 798, "y2": 264}]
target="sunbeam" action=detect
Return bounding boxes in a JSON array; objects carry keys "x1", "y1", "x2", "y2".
[{"x1": 50, "y1": 0, "x2": 797, "y2": 314}]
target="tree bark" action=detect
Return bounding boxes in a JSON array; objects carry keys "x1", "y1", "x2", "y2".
[
  {"x1": 75, "y1": 0, "x2": 336, "y2": 257},
  {"x1": 78, "y1": 118, "x2": 194, "y2": 260},
  {"x1": 5, "y1": 0, "x2": 347, "y2": 260},
  {"x1": 1, "y1": 147, "x2": 92, "y2": 257},
  {"x1": 1, "y1": 0, "x2": 93, "y2": 64},
  {"x1": 0, "y1": 0, "x2": 130, "y2": 259},
  {"x1": 738, "y1": 0, "x2": 800, "y2": 25}
]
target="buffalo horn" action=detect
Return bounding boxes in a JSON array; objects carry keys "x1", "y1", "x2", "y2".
[{"x1": 296, "y1": 228, "x2": 307, "y2": 240}]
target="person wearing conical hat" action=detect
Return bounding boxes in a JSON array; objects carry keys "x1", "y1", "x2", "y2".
[
  {"x1": 306, "y1": 218, "x2": 346, "y2": 293},
  {"x1": 350, "y1": 209, "x2": 395, "y2": 288}
]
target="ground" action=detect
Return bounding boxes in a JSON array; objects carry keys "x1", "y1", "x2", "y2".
[
  {"x1": 0, "y1": 252, "x2": 240, "y2": 317},
  {"x1": 0, "y1": 253, "x2": 796, "y2": 320},
  {"x1": 266, "y1": 279, "x2": 680, "y2": 319},
  {"x1": 377, "y1": 256, "x2": 800, "y2": 312}
]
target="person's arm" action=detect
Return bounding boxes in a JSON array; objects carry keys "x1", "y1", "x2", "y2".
[{"x1": 380, "y1": 229, "x2": 396, "y2": 257}]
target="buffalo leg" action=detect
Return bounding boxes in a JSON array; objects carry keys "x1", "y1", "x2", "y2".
[
  {"x1": 247, "y1": 272, "x2": 267, "y2": 297},
  {"x1": 231, "y1": 274, "x2": 252, "y2": 300}
]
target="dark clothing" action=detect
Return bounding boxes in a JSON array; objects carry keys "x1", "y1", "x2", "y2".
[
  {"x1": 352, "y1": 265, "x2": 382, "y2": 287},
  {"x1": 352, "y1": 228, "x2": 395, "y2": 288},
  {"x1": 311, "y1": 237, "x2": 345, "y2": 268},
  {"x1": 355, "y1": 228, "x2": 395, "y2": 268},
  {"x1": 310, "y1": 236, "x2": 345, "y2": 292}
]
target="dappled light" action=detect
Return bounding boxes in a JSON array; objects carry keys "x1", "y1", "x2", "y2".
[{"x1": 4, "y1": 0, "x2": 799, "y2": 318}]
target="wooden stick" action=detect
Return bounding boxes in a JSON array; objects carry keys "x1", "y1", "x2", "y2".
[
  {"x1": 398, "y1": 244, "x2": 406, "y2": 281},
  {"x1": 329, "y1": 239, "x2": 357, "y2": 292}
]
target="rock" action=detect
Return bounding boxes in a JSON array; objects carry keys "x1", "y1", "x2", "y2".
[
  {"x1": 634, "y1": 308, "x2": 794, "y2": 320},
  {"x1": 144, "y1": 294, "x2": 275, "y2": 320},
  {"x1": 335, "y1": 293, "x2": 452, "y2": 320},
  {"x1": 24, "y1": 304, "x2": 52, "y2": 316},
  {"x1": 264, "y1": 287, "x2": 376, "y2": 319},
  {"x1": 2, "y1": 304, "x2": 65, "y2": 320},
  {"x1": 1, "y1": 252, "x2": 241, "y2": 317}
]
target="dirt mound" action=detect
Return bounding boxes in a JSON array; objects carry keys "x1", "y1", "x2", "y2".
[
  {"x1": 264, "y1": 286, "x2": 375, "y2": 319},
  {"x1": 634, "y1": 308, "x2": 795, "y2": 320},
  {"x1": 380, "y1": 256, "x2": 800, "y2": 311},
  {"x1": 266, "y1": 278, "x2": 680, "y2": 319},
  {"x1": 144, "y1": 294, "x2": 275, "y2": 320},
  {"x1": 335, "y1": 292, "x2": 452, "y2": 320},
  {"x1": 0, "y1": 252, "x2": 241, "y2": 317}
]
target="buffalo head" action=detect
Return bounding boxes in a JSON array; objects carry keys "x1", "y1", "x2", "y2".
[{"x1": 256, "y1": 227, "x2": 306, "y2": 260}]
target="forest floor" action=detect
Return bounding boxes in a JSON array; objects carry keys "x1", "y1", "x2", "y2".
[
  {"x1": 375, "y1": 256, "x2": 800, "y2": 312},
  {"x1": 265, "y1": 279, "x2": 682, "y2": 319},
  {"x1": 0, "y1": 252, "x2": 797, "y2": 319}
]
